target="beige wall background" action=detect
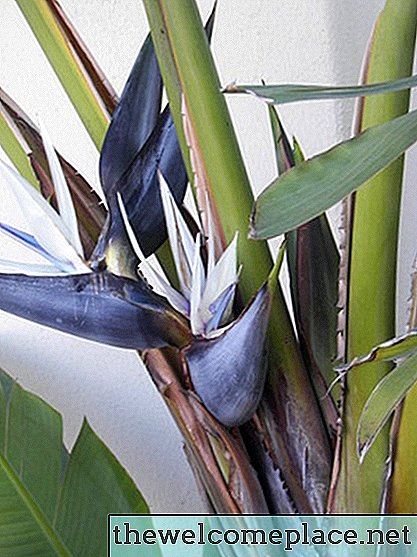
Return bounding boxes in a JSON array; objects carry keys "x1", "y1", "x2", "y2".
[{"x1": 1, "y1": 0, "x2": 415, "y2": 512}]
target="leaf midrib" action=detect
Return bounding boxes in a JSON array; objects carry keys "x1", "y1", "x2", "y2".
[{"x1": 0, "y1": 453, "x2": 72, "y2": 556}]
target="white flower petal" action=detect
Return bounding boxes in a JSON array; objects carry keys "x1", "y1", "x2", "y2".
[
  {"x1": 183, "y1": 184, "x2": 201, "y2": 228},
  {"x1": 40, "y1": 119, "x2": 84, "y2": 257},
  {"x1": 159, "y1": 172, "x2": 198, "y2": 297},
  {"x1": 0, "y1": 259, "x2": 64, "y2": 275},
  {"x1": 0, "y1": 222, "x2": 76, "y2": 273},
  {"x1": 190, "y1": 233, "x2": 206, "y2": 335},
  {"x1": 117, "y1": 193, "x2": 189, "y2": 315},
  {"x1": 200, "y1": 232, "x2": 239, "y2": 325},
  {"x1": 205, "y1": 191, "x2": 216, "y2": 276},
  {"x1": 0, "y1": 161, "x2": 88, "y2": 274}
]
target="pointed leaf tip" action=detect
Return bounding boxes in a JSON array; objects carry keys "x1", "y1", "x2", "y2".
[
  {"x1": 226, "y1": 74, "x2": 417, "y2": 105},
  {"x1": 99, "y1": 33, "x2": 162, "y2": 192},
  {"x1": 356, "y1": 351, "x2": 417, "y2": 463}
]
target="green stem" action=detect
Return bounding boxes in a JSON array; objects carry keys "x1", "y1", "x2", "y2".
[
  {"x1": 0, "y1": 108, "x2": 39, "y2": 189},
  {"x1": 16, "y1": 0, "x2": 109, "y2": 150},
  {"x1": 335, "y1": 0, "x2": 417, "y2": 512},
  {"x1": 389, "y1": 269, "x2": 417, "y2": 511}
]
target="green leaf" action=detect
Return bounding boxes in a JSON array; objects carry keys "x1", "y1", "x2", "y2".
[
  {"x1": 0, "y1": 368, "x2": 148, "y2": 556},
  {"x1": 357, "y1": 351, "x2": 417, "y2": 462},
  {"x1": 338, "y1": 330, "x2": 417, "y2": 372},
  {"x1": 44, "y1": 0, "x2": 117, "y2": 115},
  {"x1": 16, "y1": 0, "x2": 110, "y2": 150},
  {"x1": 225, "y1": 73, "x2": 417, "y2": 104},
  {"x1": 251, "y1": 107, "x2": 417, "y2": 239}
]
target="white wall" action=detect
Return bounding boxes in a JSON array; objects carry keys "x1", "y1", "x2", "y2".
[{"x1": 1, "y1": 0, "x2": 413, "y2": 512}]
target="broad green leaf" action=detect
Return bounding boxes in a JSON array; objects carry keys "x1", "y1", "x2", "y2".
[
  {"x1": 357, "y1": 352, "x2": 417, "y2": 462},
  {"x1": 251, "y1": 108, "x2": 417, "y2": 239},
  {"x1": 225, "y1": 73, "x2": 417, "y2": 104},
  {"x1": 16, "y1": 0, "x2": 110, "y2": 149},
  {"x1": 332, "y1": 0, "x2": 417, "y2": 514},
  {"x1": 339, "y1": 330, "x2": 417, "y2": 372},
  {"x1": 0, "y1": 368, "x2": 148, "y2": 556}
]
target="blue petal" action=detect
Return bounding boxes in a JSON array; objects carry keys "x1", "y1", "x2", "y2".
[
  {"x1": 97, "y1": 6, "x2": 217, "y2": 259},
  {"x1": 206, "y1": 283, "x2": 237, "y2": 333},
  {"x1": 0, "y1": 223, "x2": 74, "y2": 272}
]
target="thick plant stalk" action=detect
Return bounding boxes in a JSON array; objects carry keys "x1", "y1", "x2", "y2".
[
  {"x1": 333, "y1": 0, "x2": 417, "y2": 513},
  {"x1": 142, "y1": 0, "x2": 331, "y2": 513}
]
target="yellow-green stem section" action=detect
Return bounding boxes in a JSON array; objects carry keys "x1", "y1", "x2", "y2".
[
  {"x1": 0, "y1": 110, "x2": 39, "y2": 189},
  {"x1": 335, "y1": 0, "x2": 417, "y2": 512},
  {"x1": 389, "y1": 383, "x2": 417, "y2": 512},
  {"x1": 16, "y1": 0, "x2": 109, "y2": 150},
  {"x1": 390, "y1": 275, "x2": 417, "y2": 511}
]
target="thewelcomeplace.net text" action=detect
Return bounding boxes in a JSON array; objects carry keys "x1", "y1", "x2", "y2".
[{"x1": 111, "y1": 520, "x2": 412, "y2": 552}]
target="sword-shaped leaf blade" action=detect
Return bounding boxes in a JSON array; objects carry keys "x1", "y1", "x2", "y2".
[
  {"x1": 16, "y1": 0, "x2": 110, "y2": 149},
  {"x1": 252, "y1": 108, "x2": 417, "y2": 239},
  {"x1": 225, "y1": 73, "x2": 417, "y2": 105}
]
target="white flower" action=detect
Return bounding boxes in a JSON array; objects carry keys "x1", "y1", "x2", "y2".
[
  {"x1": 0, "y1": 123, "x2": 89, "y2": 275},
  {"x1": 118, "y1": 173, "x2": 240, "y2": 337}
]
